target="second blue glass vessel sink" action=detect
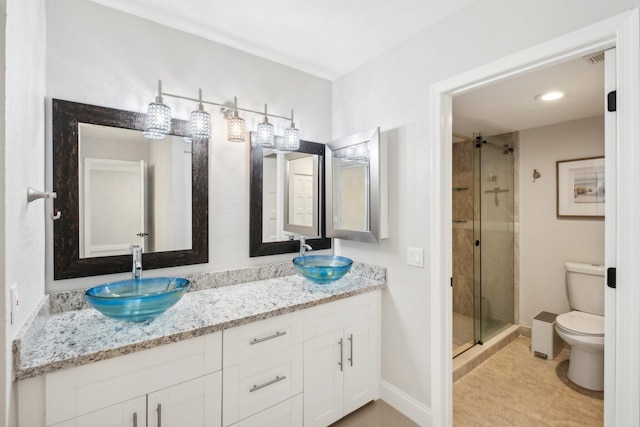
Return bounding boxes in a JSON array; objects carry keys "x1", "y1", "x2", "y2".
[
  {"x1": 85, "y1": 277, "x2": 190, "y2": 322},
  {"x1": 293, "y1": 255, "x2": 353, "y2": 284}
]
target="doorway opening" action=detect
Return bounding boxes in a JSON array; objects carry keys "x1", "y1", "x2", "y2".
[{"x1": 428, "y1": 11, "x2": 640, "y2": 427}]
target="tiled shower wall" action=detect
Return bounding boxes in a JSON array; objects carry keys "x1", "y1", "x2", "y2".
[{"x1": 452, "y1": 141, "x2": 474, "y2": 318}]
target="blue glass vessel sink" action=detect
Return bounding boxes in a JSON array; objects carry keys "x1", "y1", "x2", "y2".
[
  {"x1": 293, "y1": 255, "x2": 353, "y2": 284},
  {"x1": 85, "y1": 277, "x2": 190, "y2": 322}
]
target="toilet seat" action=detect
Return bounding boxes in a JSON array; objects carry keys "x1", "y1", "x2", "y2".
[{"x1": 556, "y1": 311, "x2": 604, "y2": 336}]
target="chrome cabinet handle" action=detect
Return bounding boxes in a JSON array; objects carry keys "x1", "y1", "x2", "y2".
[
  {"x1": 157, "y1": 403, "x2": 162, "y2": 427},
  {"x1": 249, "y1": 375, "x2": 287, "y2": 392},
  {"x1": 338, "y1": 338, "x2": 343, "y2": 371},
  {"x1": 133, "y1": 412, "x2": 137, "y2": 427},
  {"x1": 348, "y1": 334, "x2": 353, "y2": 367},
  {"x1": 250, "y1": 330, "x2": 287, "y2": 345}
]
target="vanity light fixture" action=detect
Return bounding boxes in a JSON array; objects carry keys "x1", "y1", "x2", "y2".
[
  {"x1": 255, "y1": 104, "x2": 275, "y2": 148},
  {"x1": 190, "y1": 89, "x2": 211, "y2": 138},
  {"x1": 227, "y1": 97, "x2": 246, "y2": 143},
  {"x1": 143, "y1": 80, "x2": 300, "y2": 151},
  {"x1": 536, "y1": 91, "x2": 565, "y2": 101},
  {"x1": 281, "y1": 110, "x2": 301, "y2": 152},
  {"x1": 144, "y1": 80, "x2": 171, "y2": 140}
]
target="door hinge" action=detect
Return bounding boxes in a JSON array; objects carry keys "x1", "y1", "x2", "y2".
[
  {"x1": 607, "y1": 267, "x2": 616, "y2": 289},
  {"x1": 450, "y1": 277, "x2": 453, "y2": 287},
  {"x1": 607, "y1": 90, "x2": 617, "y2": 112}
]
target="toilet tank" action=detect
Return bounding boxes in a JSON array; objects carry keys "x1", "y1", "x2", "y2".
[{"x1": 565, "y1": 262, "x2": 605, "y2": 315}]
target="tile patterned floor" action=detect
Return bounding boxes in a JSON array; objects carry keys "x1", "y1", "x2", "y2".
[
  {"x1": 454, "y1": 336, "x2": 603, "y2": 426},
  {"x1": 330, "y1": 399, "x2": 419, "y2": 427},
  {"x1": 331, "y1": 336, "x2": 603, "y2": 427}
]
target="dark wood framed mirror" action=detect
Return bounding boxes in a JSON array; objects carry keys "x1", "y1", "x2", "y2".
[
  {"x1": 250, "y1": 137, "x2": 331, "y2": 257},
  {"x1": 53, "y1": 99, "x2": 209, "y2": 279}
]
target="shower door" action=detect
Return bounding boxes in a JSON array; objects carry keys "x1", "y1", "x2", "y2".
[{"x1": 474, "y1": 135, "x2": 515, "y2": 343}]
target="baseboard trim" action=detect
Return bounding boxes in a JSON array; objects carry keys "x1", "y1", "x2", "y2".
[{"x1": 380, "y1": 380, "x2": 431, "y2": 426}]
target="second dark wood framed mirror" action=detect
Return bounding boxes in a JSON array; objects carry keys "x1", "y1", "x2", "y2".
[{"x1": 250, "y1": 136, "x2": 331, "y2": 257}]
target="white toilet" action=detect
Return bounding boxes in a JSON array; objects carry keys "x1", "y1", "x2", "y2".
[{"x1": 555, "y1": 262, "x2": 605, "y2": 391}]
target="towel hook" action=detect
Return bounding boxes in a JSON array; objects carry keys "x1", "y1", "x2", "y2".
[
  {"x1": 27, "y1": 187, "x2": 61, "y2": 220},
  {"x1": 532, "y1": 169, "x2": 541, "y2": 183}
]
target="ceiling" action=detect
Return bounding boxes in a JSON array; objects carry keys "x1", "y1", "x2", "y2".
[
  {"x1": 89, "y1": 0, "x2": 476, "y2": 80},
  {"x1": 453, "y1": 55, "x2": 605, "y2": 139},
  {"x1": 88, "y1": 1, "x2": 603, "y2": 135}
]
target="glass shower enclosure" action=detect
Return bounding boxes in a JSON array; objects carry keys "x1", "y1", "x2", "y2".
[{"x1": 452, "y1": 134, "x2": 515, "y2": 357}]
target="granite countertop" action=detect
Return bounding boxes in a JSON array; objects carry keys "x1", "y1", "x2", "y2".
[{"x1": 13, "y1": 266, "x2": 384, "y2": 381}]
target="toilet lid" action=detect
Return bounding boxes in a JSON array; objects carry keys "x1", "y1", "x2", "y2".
[{"x1": 556, "y1": 311, "x2": 604, "y2": 336}]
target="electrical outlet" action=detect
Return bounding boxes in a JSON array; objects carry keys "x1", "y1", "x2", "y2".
[
  {"x1": 10, "y1": 284, "x2": 19, "y2": 324},
  {"x1": 407, "y1": 247, "x2": 424, "y2": 268}
]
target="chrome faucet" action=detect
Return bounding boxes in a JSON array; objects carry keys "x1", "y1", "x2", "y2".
[
  {"x1": 299, "y1": 236, "x2": 312, "y2": 257},
  {"x1": 131, "y1": 244, "x2": 143, "y2": 279}
]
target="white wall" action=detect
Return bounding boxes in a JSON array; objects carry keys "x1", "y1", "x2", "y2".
[
  {"x1": 332, "y1": 0, "x2": 639, "y2": 422},
  {"x1": 45, "y1": 0, "x2": 332, "y2": 292},
  {"x1": 519, "y1": 116, "x2": 605, "y2": 326},
  {"x1": 3, "y1": 0, "x2": 47, "y2": 425}
]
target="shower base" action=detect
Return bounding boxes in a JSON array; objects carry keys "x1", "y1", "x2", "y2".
[{"x1": 453, "y1": 324, "x2": 520, "y2": 382}]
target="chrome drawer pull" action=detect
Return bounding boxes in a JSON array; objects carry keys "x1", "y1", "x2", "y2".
[
  {"x1": 250, "y1": 331, "x2": 287, "y2": 345},
  {"x1": 338, "y1": 338, "x2": 343, "y2": 371},
  {"x1": 249, "y1": 375, "x2": 287, "y2": 393}
]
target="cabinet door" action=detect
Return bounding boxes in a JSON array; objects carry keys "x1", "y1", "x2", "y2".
[
  {"x1": 303, "y1": 329, "x2": 344, "y2": 427},
  {"x1": 73, "y1": 396, "x2": 146, "y2": 427},
  {"x1": 343, "y1": 318, "x2": 379, "y2": 415},
  {"x1": 148, "y1": 372, "x2": 222, "y2": 427}
]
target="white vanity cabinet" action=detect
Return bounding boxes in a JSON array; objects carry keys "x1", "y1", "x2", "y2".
[
  {"x1": 303, "y1": 291, "x2": 381, "y2": 427},
  {"x1": 17, "y1": 289, "x2": 382, "y2": 427},
  {"x1": 19, "y1": 333, "x2": 222, "y2": 427}
]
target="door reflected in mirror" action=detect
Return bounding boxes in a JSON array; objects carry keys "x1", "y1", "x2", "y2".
[
  {"x1": 79, "y1": 124, "x2": 192, "y2": 258},
  {"x1": 261, "y1": 149, "x2": 320, "y2": 243}
]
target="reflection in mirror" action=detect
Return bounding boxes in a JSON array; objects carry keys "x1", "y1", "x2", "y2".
[
  {"x1": 53, "y1": 99, "x2": 208, "y2": 280},
  {"x1": 250, "y1": 135, "x2": 331, "y2": 257},
  {"x1": 283, "y1": 152, "x2": 319, "y2": 238},
  {"x1": 326, "y1": 128, "x2": 381, "y2": 243},
  {"x1": 331, "y1": 144, "x2": 370, "y2": 232},
  {"x1": 262, "y1": 150, "x2": 319, "y2": 242},
  {"x1": 79, "y1": 124, "x2": 192, "y2": 257}
]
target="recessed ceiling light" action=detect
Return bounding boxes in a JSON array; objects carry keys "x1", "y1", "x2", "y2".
[{"x1": 536, "y1": 91, "x2": 565, "y2": 101}]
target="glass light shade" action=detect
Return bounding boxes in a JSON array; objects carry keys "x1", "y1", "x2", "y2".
[
  {"x1": 341, "y1": 146, "x2": 355, "y2": 162},
  {"x1": 144, "y1": 102, "x2": 171, "y2": 140},
  {"x1": 282, "y1": 126, "x2": 300, "y2": 152},
  {"x1": 190, "y1": 107, "x2": 211, "y2": 138},
  {"x1": 353, "y1": 143, "x2": 370, "y2": 163},
  {"x1": 256, "y1": 121, "x2": 274, "y2": 148},
  {"x1": 228, "y1": 114, "x2": 246, "y2": 142},
  {"x1": 143, "y1": 129, "x2": 167, "y2": 140}
]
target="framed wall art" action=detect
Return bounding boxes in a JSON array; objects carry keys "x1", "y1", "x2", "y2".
[{"x1": 556, "y1": 156, "x2": 604, "y2": 219}]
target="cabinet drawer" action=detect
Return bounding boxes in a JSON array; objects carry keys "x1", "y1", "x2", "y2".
[
  {"x1": 304, "y1": 291, "x2": 380, "y2": 339},
  {"x1": 223, "y1": 344, "x2": 303, "y2": 426},
  {"x1": 223, "y1": 312, "x2": 303, "y2": 368},
  {"x1": 230, "y1": 394, "x2": 303, "y2": 427},
  {"x1": 45, "y1": 332, "x2": 222, "y2": 426}
]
